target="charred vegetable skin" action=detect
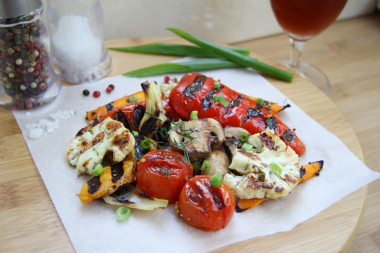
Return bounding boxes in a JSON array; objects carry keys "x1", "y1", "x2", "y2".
[
  {"x1": 169, "y1": 73, "x2": 306, "y2": 156},
  {"x1": 235, "y1": 160, "x2": 324, "y2": 212},
  {"x1": 77, "y1": 155, "x2": 135, "y2": 204}
]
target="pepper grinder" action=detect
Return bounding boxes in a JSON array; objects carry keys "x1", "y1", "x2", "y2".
[
  {"x1": 46, "y1": 0, "x2": 112, "y2": 84},
  {"x1": 0, "y1": 0, "x2": 61, "y2": 110}
]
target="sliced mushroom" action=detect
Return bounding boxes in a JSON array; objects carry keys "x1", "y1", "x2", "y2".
[
  {"x1": 103, "y1": 183, "x2": 168, "y2": 210},
  {"x1": 223, "y1": 126, "x2": 250, "y2": 160},
  {"x1": 201, "y1": 150, "x2": 230, "y2": 177},
  {"x1": 169, "y1": 118, "x2": 225, "y2": 160},
  {"x1": 224, "y1": 126, "x2": 249, "y2": 139},
  {"x1": 139, "y1": 81, "x2": 168, "y2": 137}
]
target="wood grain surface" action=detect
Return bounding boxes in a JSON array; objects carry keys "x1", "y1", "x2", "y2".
[{"x1": 0, "y1": 14, "x2": 378, "y2": 253}]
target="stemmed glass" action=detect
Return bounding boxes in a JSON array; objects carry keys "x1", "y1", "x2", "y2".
[{"x1": 270, "y1": 0, "x2": 347, "y2": 94}]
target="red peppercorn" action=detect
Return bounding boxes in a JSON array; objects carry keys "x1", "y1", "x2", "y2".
[
  {"x1": 108, "y1": 84, "x2": 115, "y2": 90},
  {"x1": 164, "y1": 76, "x2": 170, "y2": 83},
  {"x1": 93, "y1": 90, "x2": 101, "y2": 98},
  {"x1": 35, "y1": 64, "x2": 42, "y2": 71},
  {"x1": 6, "y1": 32, "x2": 13, "y2": 40},
  {"x1": 106, "y1": 86, "x2": 113, "y2": 93},
  {"x1": 1, "y1": 52, "x2": 8, "y2": 58},
  {"x1": 26, "y1": 99, "x2": 33, "y2": 109}
]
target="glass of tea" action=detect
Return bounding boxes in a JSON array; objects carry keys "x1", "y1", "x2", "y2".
[{"x1": 270, "y1": 0, "x2": 347, "y2": 94}]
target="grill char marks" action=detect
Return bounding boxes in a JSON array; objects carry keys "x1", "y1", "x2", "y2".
[
  {"x1": 111, "y1": 162, "x2": 124, "y2": 183},
  {"x1": 183, "y1": 75, "x2": 206, "y2": 99},
  {"x1": 87, "y1": 176, "x2": 101, "y2": 194}
]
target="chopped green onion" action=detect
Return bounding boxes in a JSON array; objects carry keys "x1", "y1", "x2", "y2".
[
  {"x1": 240, "y1": 132, "x2": 248, "y2": 142},
  {"x1": 242, "y1": 143, "x2": 253, "y2": 151},
  {"x1": 190, "y1": 111, "x2": 198, "y2": 120},
  {"x1": 256, "y1": 98, "x2": 264, "y2": 105},
  {"x1": 270, "y1": 162, "x2": 282, "y2": 176},
  {"x1": 93, "y1": 164, "x2": 104, "y2": 176},
  {"x1": 210, "y1": 173, "x2": 223, "y2": 188},
  {"x1": 109, "y1": 43, "x2": 250, "y2": 57},
  {"x1": 127, "y1": 95, "x2": 138, "y2": 103},
  {"x1": 140, "y1": 138, "x2": 151, "y2": 149},
  {"x1": 132, "y1": 130, "x2": 139, "y2": 136},
  {"x1": 167, "y1": 28, "x2": 294, "y2": 82},
  {"x1": 213, "y1": 95, "x2": 229, "y2": 107},
  {"x1": 201, "y1": 160, "x2": 211, "y2": 174},
  {"x1": 123, "y1": 59, "x2": 241, "y2": 78},
  {"x1": 214, "y1": 81, "x2": 220, "y2": 89},
  {"x1": 116, "y1": 206, "x2": 131, "y2": 222}
]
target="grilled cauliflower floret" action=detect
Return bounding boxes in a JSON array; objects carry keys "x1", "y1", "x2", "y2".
[
  {"x1": 224, "y1": 129, "x2": 300, "y2": 200},
  {"x1": 160, "y1": 77, "x2": 178, "y2": 98},
  {"x1": 66, "y1": 117, "x2": 135, "y2": 176}
]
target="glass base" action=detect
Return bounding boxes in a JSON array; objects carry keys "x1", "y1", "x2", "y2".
[
  {"x1": 53, "y1": 50, "x2": 112, "y2": 84},
  {"x1": 0, "y1": 72, "x2": 61, "y2": 110},
  {"x1": 278, "y1": 60, "x2": 330, "y2": 94}
]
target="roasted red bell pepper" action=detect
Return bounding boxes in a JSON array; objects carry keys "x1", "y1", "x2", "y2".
[{"x1": 168, "y1": 73, "x2": 306, "y2": 156}]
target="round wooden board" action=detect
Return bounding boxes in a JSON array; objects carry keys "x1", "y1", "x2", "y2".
[{"x1": 0, "y1": 37, "x2": 366, "y2": 252}]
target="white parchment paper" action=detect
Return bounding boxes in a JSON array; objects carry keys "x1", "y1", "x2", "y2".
[{"x1": 12, "y1": 68, "x2": 380, "y2": 253}]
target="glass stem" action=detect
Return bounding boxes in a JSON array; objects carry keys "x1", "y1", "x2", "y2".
[{"x1": 289, "y1": 38, "x2": 306, "y2": 69}]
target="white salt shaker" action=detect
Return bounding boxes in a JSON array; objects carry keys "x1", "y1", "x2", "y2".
[{"x1": 46, "y1": 0, "x2": 111, "y2": 83}]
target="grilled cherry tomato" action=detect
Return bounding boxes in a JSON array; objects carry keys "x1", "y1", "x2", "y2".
[
  {"x1": 178, "y1": 175, "x2": 235, "y2": 231},
  {"x1": 136, "y1": 150, "x2": 193, "y2": 203},
  {"x1": 169, "y1": 73, "x2": 306, "y2": 156}
]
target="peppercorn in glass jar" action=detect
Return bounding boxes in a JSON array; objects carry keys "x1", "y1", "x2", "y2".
[{"x1": 0, "y1": 0, "x2": 61, "y2": 110}]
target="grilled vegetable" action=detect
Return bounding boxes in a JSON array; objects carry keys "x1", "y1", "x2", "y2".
[
  {"x1": 103, "y1": 183, "x2": 169, "y2": 210},
  {"x1": 299, "y1": 160, "x2": 324, "y2": 183},
  {"x1": 236, "y1": 161, "x2": 324, "y2": 212},
  {"x1": 177, "y1": 175, "x2": 236, "y2": 231},
  {"x1": 136, "y1": 150, "x2": 193, "y2": 203},
  {"x1": 169, "y1": 73, "x2": 306, "y2": 156},
  {"x1": 236, "y1": 198, "x2": 267, "y2": 212},
  {"x1": 224, "y1": 129, "x2": 300, "y2": 200},
  {"x1": 86, "y1": 91, "x2": 145, "y2": 122},
  {"x1": 201, "y1": 150, "x2": 230, "y2": 177},
  {"x1": 248, "y1": 96, "x2": 290, "y2": 115},
  {"x1": 169, "y1": 118, "x2": 225, "y2": 160},
  {"x1": 85, "y1": 77, "x2": 288, "y2": 123},
  {"x1": 77, "y1": 153, "x2": 135, "y2": 204},
  {"x1": 66, "y1": 117, "x2": 135, "y2": 176},
  {"x1": 139, "y1": 81, "x2": 168, "y2": 136}
]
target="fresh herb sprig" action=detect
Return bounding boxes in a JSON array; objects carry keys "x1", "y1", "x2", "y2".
[
  {"x1": 171, "y1": 138, "x2": 191, "y2": 166},
  {"x1": 174, "y1": 129, "x2": 195, "y2": 139}
]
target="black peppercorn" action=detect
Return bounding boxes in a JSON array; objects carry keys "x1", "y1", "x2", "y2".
[{"x1": 82, "y1": 89, "x2": 90, "y2": 96}]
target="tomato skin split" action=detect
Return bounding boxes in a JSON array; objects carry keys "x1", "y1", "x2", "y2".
[
  {"x1": 178, "y1": 175, "x2": 235, "y2": 231},
  {"x1": 136, "y1": 150, "x2": 193, "y2": 203}
]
